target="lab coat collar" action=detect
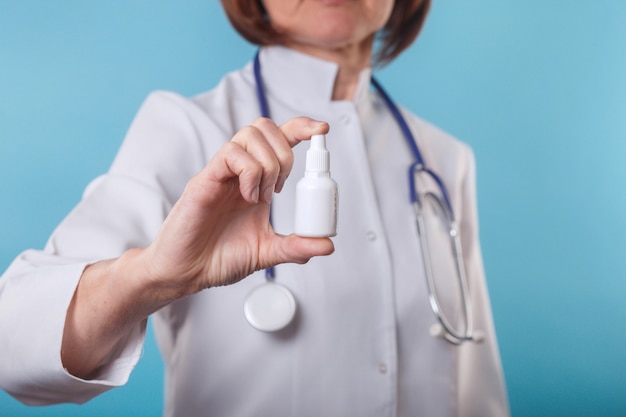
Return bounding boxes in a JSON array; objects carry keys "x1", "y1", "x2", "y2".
[{"x1": 258, "y1": 45, "x2": 372, "y2": 110}]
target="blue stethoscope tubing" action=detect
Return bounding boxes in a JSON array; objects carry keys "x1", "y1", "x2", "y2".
[{"x1": 252, "y1": 51, "x2": 481, "y2": 344}]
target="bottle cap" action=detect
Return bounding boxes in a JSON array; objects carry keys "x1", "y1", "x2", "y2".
[{"x1": 306, "y1": 134, "x2": 330, "y2": 173}]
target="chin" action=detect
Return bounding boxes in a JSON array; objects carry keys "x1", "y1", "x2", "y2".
[
  {"x1": 313, "y1": 0, "x2": 355, "y2": 5},
  {"x1": 301, "y1": 23, "x2": 365, "y2": 46}
]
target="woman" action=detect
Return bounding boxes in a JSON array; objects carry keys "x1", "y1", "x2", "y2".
[{"x1": 0, "y1": 0, "x2": 509, "y2": 415}]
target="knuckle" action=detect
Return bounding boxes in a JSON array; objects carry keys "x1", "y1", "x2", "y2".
[
  {"x1": 241, "y1": 161, "x2": 263, "y2": 182},
  {"x1": 252, "y1": 117, "x2": 276, "y2": 131},
  {"x1": 278, "y1": 149, "x2": 294, "y2": 170},
  {"x1": 221, "y1": 141, "x2": 240, "y2": 152},
  {"x1": 266, "y1": 162, "x2": 281, "y2": 178},
  {"x1": 232, "y1": 125, "x2": 262, "y2": 144}
]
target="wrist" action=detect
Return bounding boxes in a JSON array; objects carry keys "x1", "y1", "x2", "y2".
[{"x1": 114, "y1": 248, "x2": 192, "y2": 315}]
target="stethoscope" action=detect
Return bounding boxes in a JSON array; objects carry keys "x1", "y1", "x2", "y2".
[{"x1": 243, "y1": 51, "x2": 483, "y2": 344}]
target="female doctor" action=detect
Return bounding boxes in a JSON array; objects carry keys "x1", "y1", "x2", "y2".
[{"x1": 0, "y1": 0, "x2": 509, "y2": 416}]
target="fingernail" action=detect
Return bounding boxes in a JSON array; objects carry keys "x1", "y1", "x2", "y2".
[
  {"x1": 310, "y1": 120, "x2": 329, "y2": 130},
  {"x1": 251, "y1": 186, "x2": 259, "y2": 203},
  {"x1": 262, "y1": 185, "x2": 274, "y2": 204},
  {"x1": 275, "y1": 175, "x2": 287, "y2": 193}
]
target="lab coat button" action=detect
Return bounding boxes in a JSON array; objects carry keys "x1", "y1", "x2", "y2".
[
  {"x1": 378, "y1": 363, "x2": 388, "y2": 374},
  {"x1": 366, "y1": 231, "x2": 377, "y2": 241},
  {"x1": 339, "y1": 114, "x2": 350, "y2": 125}
]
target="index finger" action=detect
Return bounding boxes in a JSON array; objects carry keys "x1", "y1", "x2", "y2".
[{"x1": 279, "y1": 117, "x2": 330, "y2": 148}]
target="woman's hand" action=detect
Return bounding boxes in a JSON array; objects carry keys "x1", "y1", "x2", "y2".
[
  {"x1": 61, "y1": 116, "x2": 332, "y2": 378},
  {"x1": 141, "y1": 116, "x2": 333, "y2": 297}
]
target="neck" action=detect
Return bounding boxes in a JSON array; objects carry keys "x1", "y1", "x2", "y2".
[{"x1": 285, "y1": 37, "x2": 374, "y2": 101}]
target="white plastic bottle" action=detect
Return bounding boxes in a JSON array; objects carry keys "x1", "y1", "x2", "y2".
[{"x1": 294, "y1": 134, "x2": 338, "y2": 237}]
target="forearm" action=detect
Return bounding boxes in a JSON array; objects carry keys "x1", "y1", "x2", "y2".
[{"x1": 60, "y1": 248, "x2": 183, "y2": 379}]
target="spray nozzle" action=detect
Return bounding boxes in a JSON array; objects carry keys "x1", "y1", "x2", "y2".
[{"x1": 306, "y1": 134, "x2": 330, "y2": 174}]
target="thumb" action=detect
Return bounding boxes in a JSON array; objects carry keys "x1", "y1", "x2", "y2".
[
  {"x1": 279, "y1": 117, "x2": 330, "y2": 148},
  {"x1": 268, "y1": 234, "x2": 335, "y2": 266}
]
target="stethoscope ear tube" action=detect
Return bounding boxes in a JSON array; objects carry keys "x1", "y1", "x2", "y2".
[
  {"x1": 429, "y1": 323, "x2": 485, "y2": 344},
  {"x1": 412, "y1": 166, "x2": 483, "y2": 345}
]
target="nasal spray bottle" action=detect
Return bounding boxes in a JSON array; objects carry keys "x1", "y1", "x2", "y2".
[{"x1": 294, "y1": 134, "x2": 338, "y2": 237}]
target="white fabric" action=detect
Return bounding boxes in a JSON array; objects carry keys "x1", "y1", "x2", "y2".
[{"x1": 0, "y1": 46, "x2": 509, "y2": 417}]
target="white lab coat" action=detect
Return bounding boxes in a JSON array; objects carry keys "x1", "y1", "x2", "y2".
[{"x1": 0, "y1": 46, "x2": 509, "y2": 417}]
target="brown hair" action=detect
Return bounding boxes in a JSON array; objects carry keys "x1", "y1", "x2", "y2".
[{"x1": 220, "y1": 0, "x2": 432, "y2": 66}]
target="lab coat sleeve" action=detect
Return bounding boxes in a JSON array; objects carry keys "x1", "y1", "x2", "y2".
[
  {"x1": 0, "y1": 91, "x2": 214, "y2": 405},
  {"x1": 457, "y1": 146, "x2": 510, "y2": 417}
]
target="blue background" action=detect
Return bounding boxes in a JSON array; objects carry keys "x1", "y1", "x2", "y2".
[{"x1": 1, "y1": 1, "x2": 625, "y2": 416}]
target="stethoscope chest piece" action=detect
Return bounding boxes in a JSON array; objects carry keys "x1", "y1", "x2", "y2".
[{"x1": 244, "y1": 281, "x2": 297, "y2": 332}]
